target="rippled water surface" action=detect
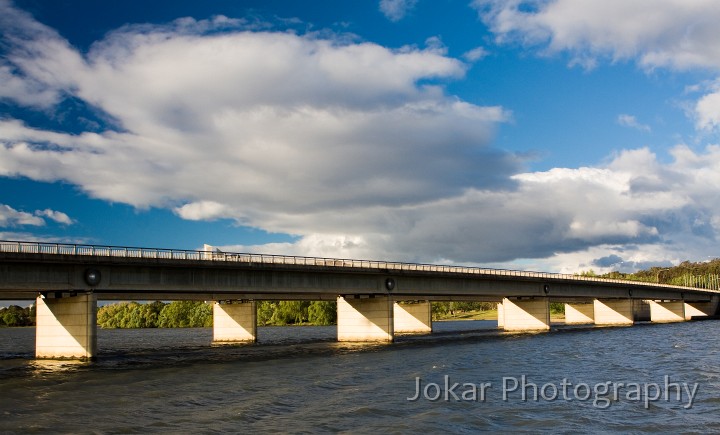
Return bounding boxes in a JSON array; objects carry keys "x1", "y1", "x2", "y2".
[{"x1": 1, "y1": 320, "x2": 719, "y2": 433}]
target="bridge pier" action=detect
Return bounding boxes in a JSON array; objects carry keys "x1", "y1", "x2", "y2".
[
  {"x1": 648, "y1": 300, "x2": 685, "y2": 323},
  {"x1": 501, "y1": 297, "x2": 550, "y2": 331},
  {"x1": 393, "y1": 301, "x2": 432, "y2": 334},
  {"x1": 497, "y1": 301, "x2": 504, "y2": 328},
  {"x1": 684, "y1": 298, "x2": 719, "y2": 320},
  {"x1": 35, "y1": 293, "x2": 97, "y2": 360},
  {"x1": 565, "y1": 302, "x2": 594, "y2": 324},
  {"x1": 213, "y1": 301, "x2": 257, "y2": 343},
  {"x1": 594, "y1": 299, "x2": 634, "y2": 325},
  {"x1": 337, "y1": 296, "x2": 393, "y2": 342}
]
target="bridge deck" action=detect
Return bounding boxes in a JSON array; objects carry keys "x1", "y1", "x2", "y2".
[{"x1": 1, "y1": 240, "x2": 717, "y2": 301}]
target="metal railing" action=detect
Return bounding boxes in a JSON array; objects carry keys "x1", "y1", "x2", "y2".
[{"x1": 0, "y1": 240, "x2": 709, "y2": 291}]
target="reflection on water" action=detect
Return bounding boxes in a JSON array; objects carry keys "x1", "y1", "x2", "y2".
[{"x1": 1, "y1": 320, "x2": 719, "y2": 433}]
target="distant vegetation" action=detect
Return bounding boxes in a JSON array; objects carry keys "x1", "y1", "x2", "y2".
[
  {"x1": 431, "y1": 302, "x2": 496, "y2": 320},
  {"x1": 0, "y1": 305, "x2": 35, "y2": 327},
  {"x1": 579, "y1": 258, "x2": 720, "y2": 289},
  {"x1": 257, "y1": 301, "x2": 336, "y2": 326},
  {"x1": 97, "y1": 301, "x2": 212, "y2": 328},
  {"x1": 96, "y1": 300, "x2": 338, "y2": 328}
]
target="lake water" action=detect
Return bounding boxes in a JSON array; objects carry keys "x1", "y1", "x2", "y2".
[{"x1": 1, "y1": 320, "x2": 719, "y2": 433}]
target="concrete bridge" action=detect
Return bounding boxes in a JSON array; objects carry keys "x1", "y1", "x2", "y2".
[{"x1": 1, "y1": 241, "x2": 718, "y2": 360}]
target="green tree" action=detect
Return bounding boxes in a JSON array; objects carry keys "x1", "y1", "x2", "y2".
[
  {"x1": 271, "y1": 301, "x2": 309, "y2": 325},
  {"x1": 0, "y1": 305, "x2": 33, "y2": 326},
  {"x1": 257, "y1": 301, "x2": 278, "y2": 325},
  {"x1": 158, "y1": 301, "x2": 211, "y2": 328},
  {"x1": 307, "y1": 301, "x2": 337, "y2": 325}
]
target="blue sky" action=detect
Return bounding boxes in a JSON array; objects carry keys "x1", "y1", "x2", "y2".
[{"x1": 2, "y1": 0, "x2": 720, "y2": 274}]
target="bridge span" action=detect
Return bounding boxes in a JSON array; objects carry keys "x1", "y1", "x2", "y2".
[{"x1": 1, "y1": 241, "x2": 718, "y2": 359}]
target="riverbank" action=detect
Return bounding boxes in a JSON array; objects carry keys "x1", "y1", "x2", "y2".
[{"x1": 435, "y1": 309, "x2": 565, "y2": 322}]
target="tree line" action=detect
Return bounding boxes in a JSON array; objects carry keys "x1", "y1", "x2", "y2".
[
  {"x1": 0, "y1": 305, "x2": 35, "y2": 327},
  {"x1": 96, "y1": 300, "x2": 339, "y2": 328},
  {"x1": 582, "y1": 258, "x2": 720, "y2": 288},
  {"x1": 97, "y1": 301, "x2": 212, "y2": 328}
]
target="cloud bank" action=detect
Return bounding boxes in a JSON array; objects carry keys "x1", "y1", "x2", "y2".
[{"x1": 1, "y1": 0, "x2": 720, "y2": 273}]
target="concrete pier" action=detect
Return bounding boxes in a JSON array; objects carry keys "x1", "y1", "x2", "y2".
[
  {"x1": 501, "y1": 297, "x2": 550, "y2": 331},
  {"x1": 684, "y1": 301, "x2": 717, "y2": 320},
  {"x1": 35, "y1": 293, "x2": 97, "y2": 359},
  {"x1": 565, "y1": 302, "x2": 594, "y2": 324},
  {"x1": 337, "y1": 296, "x2": 393, "y2": 342},
  {"x1": 497, "y1": 301, "x2": 504, "y2": 328},
  {"x1": 594, "y1": 299, "x2": 634, "y2": 325},
  {"x1": 213, "y1": 301, "x2": 257, "y2": 343},
  {"x1": 649, "y1": 300, "x2": 685, "y2": 323},
  {"x1": 393, "y1": 301, "x2": 432, "y2": 334}
]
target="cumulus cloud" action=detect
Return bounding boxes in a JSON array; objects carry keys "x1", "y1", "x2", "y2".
[
  {"x1": 694, "y1": 80, "x2": 720, "y2": 132},
  {"x1": 3, "y1": 1, "x2": 720, "y2": 274},
  {"x1": 0, "y1": 204, "x2": 74, "y2": 227},
  {"x1": 0, "y1": 204, "x2": 44, "y2": 227},
  {"x1": 463, "y1": 46, "x2": 490, "y2": 62},
  {"x1": 617, "y1": 114, "x2": 651, "y2": 132},
  {"x1": 0, "y1": 6, "x2": 517, "y2": 213},
  {"x1": 379, "y1": 0, "x2": 418, "y2": 22},
  {"x1": 473, "y1": 0, "x2": 720, "y2": 142},
  {"x1": 34, "y1": 209, "x2": 74, "y2": 225},
  {"x1": 211, "y1": 146, "x2": 720, "y2": 270},
  {"x1": 472, "y1": 0, "x2": 720, "y2": 71}
]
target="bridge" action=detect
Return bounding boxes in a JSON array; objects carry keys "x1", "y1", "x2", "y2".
[{"x1": 1, "y1": 240, "x2": 718, "y2": 360}]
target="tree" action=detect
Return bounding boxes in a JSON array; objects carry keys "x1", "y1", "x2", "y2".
[
  {"x1": 307, "y1": 301, "x2": 337, "y2": 325},
  {"x1": 158, "y1": 301, "x2": 212, "y2": 328},
  {"x1": 0, "y1": 305, "x2": 33, "y2": 327}
]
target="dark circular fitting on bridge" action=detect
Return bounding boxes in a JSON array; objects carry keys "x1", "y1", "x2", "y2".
[
  {"x1": 628, "y1": 289, "x2": 633, "y2": 297},
  {"x1": 543, "y1": 284, "x2": 550, "y2": 295},
  {"x1": 385, "y1": 278, "x2": 396, "y2": 291},
  {"x1": 84, "y1": 269, "x2": 101, "y2": 286}
]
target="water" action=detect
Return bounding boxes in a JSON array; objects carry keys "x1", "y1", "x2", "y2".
[{"x1": 1, "y1": 321, "x2": 719, "y2": 433}]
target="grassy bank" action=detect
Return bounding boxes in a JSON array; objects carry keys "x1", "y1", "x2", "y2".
[{"x1": 435, "y1": 309, "x2": 565, "y2": 322}]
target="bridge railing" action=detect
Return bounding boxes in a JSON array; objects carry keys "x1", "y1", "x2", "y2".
[{"x1": 0, "y1": 240, "x2": 702, "y2": 291}]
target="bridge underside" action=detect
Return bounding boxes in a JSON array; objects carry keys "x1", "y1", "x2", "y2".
[{"x1": 25, "y1": 291, "x2": 720, "y2": 359}]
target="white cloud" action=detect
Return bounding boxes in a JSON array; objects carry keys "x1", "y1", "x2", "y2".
[
  {"x1": 34, "y1": 209, "x2": 74, "y2": 225},
  {"x1": 213, "y1": 145, "x2": 720, "y2": 273},
  {"x1": 694, "y1": 80, "x2": 720, "y2": 132},
  {"x1": 0, "y1": 204, "x2": 74, "y2": 227},
  {"x1": 463, "y1": 46, "x2": 490, "y2": 62},
  {"x1": 0, "y1": 204, "x2": 44, "y2": 227},
  {"x1": 473, "y1": 0, "x2": 720, "y2": 137},
  {"x1": 472, "y1": 0, "x2": 720, "y2": 71},
  {"x1": 617, "y1": 114, "x2": 651, "y2": 132},
  {"x1": 379, "y1": 0, "x2": 418, "y2": 22},
  {"x1": 175, "y1": 201, "x2": 235, "y2": 221}
]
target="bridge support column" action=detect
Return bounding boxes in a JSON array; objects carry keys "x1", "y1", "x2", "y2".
[
  {"x1": 213, "y1": 301, "x2": 257, "y2": 343},
  {"x1": 393, "y1": 301, "x2": 432, "y2": 334},
  {"x1": 337, "y1": 296, "x2": 393, "y2": 342},
  {"x1": 565, "y1": 303, "x2": 594, "y2": 324},
  {"x1": 497, "y1": 301, "x2": 504, "y2": 328},
  {"x1": 594, "y1": 299, "x2": 634, "y2": 325},
  {"x1": 501, "y1": 298, "x2": 550, "y2": 331},
  {"x1": 649, "y1": 300, "x2": 685, "y2": 323},
  {"x1": 685, "y1": 298, "x2": 719, "y2": 320},
  {"x1": 685, "y1": 296, "x2": 720, "y2": 320},
  {"x1": 36, "y1": 293, "x2": 97, "y2": 360},
  {"x1": 633, "y1": 300, "x2": 651, "y2": 321}
]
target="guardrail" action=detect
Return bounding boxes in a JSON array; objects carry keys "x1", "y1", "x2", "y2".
[{"x1": 0, "y1": 240, "x2": 706, "y2": 291}]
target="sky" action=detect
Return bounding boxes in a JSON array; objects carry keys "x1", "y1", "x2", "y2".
[{"x1": 1, "y1": 0, "x2": 720, "y2": 275}]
